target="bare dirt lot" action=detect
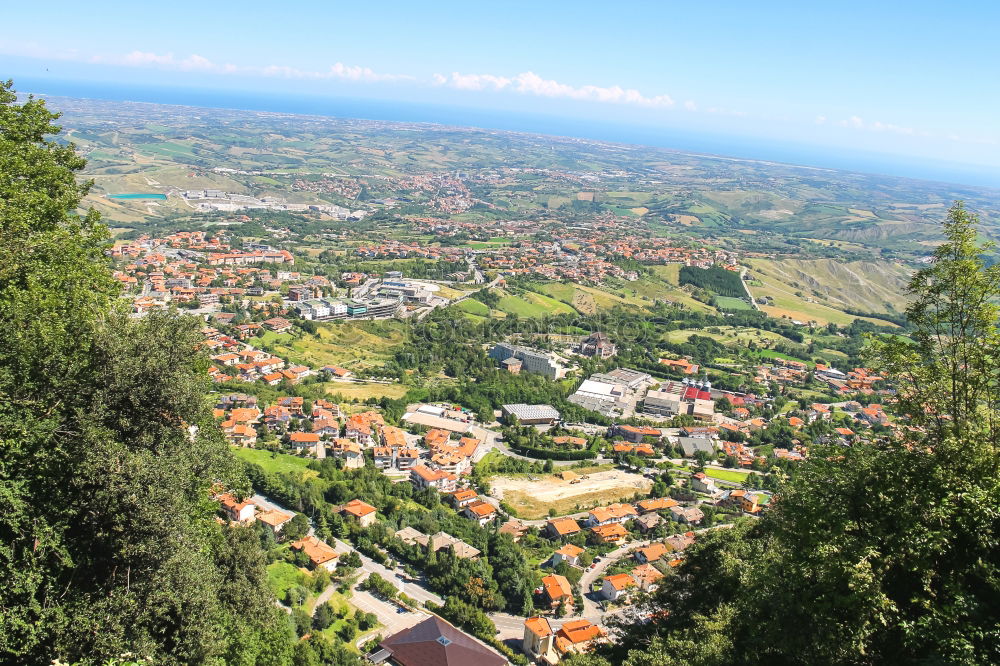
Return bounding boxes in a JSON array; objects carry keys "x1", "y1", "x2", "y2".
[{"x1": 490, "y1": 469, "x2": 652, "y2": 519}]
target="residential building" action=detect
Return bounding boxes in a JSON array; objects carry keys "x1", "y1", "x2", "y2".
[
  {"x1": 690, "y1": 472, "x2": 717, "y2": 494},
  {"x1": 615, "y1": 424, "x2": 662, "y2": 444},
  {"x1": 589, "y1": 523, "x2": 628, "y2": 544},
  {"x1": 463, "y1": 500, "x2": 498, "y2": 526},
  {"x1": 635, "y1": 542, "x2": 669, "y2": 564},
  {"x1": 554, "y1": 620, "x2": 604, "y2": 658},
  {"x1": 217, "y1": 493, "x2": 255, "y2": 523},
  {"x1": 632, "y1": 563, "x2": 665, "y2": 592},
  {"x1": 372, "y1": 615, "x2": 507, "y2": 666},
  {"x1": 546, "y1": 517, "x2": 581, "y2": 539},
  {"x1": 523, "y1": 617, "x2": 558, "y2": 666},
  {"x1": 410, "y1": 464, "x2": 457, "y2": 493},
  {"x1": 586, "y1": 503, "x2": 637, "y2": 527},
  {"x1": 290, "y1": 536, "x2": 339, "y2": 571},
  {"x1": 330, "y1": 438, "x2": 364, "y2": 468},
  {"x1": 669, "y1": 505, "x2": 705, "y2": 525},
  {"x1": 449, "y1": 488, "x2": 479, "y2": 509},
  {"x1": 341, "y1": 499, "x2": 378, "y2": 527},
  {"x1": 552, "y1": 544, "x2": 584, "y2": 568},
  {"x1": 541, "y1": 574, "x2": 573, "y2": 608},
  {"x1": 255, "y1": 506, "x2": 294, "y2": 535},
  {"x1": 601, "y1": 573, "x2": 636, "y2": 601}
]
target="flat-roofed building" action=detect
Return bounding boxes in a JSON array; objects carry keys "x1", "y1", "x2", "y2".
[{"x1": 489, "y1": 342, "x2": 566, "y2": 379}]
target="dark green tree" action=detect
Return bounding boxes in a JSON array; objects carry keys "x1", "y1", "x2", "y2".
[
  {"x1": 588, "y1": 203, "x2": 1000, "y2": 666},
  {"x1": 0, "y1": 81, "x2": 295, "y2": 664}
]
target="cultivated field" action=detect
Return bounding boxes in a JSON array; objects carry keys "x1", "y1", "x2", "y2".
[{"x1": 490, "y1": 469, "x2": 652, "y2": 519}]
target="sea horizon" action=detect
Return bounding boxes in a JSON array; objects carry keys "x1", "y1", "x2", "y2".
[{"x1": 14, "y1": 75, "x2": 1000, "y2": 191}]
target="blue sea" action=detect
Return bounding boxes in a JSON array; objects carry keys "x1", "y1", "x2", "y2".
[{"x1": 15, "y1": 77, "x2": 1000, "y2": 189}]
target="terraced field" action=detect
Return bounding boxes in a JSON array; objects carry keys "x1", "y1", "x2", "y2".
[{"x1": 745, "y1": 258, "x2": 911, "y2": 325}]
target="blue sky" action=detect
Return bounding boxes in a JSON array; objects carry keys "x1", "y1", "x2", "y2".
[{"x1": 3, "y1": 1, "x2": 999, "y2": 183}]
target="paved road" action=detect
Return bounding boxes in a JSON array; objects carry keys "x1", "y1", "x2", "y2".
[
  {"x1": 577, "y1": 539, "x2": 651, "y2": 620},
  {"x1": 351, "y1": 588, "x2": 429, "y2": 642},
  {"x1": 487, "y1": 437, "x2": 582, "y2": 467},
  {"x1": 332, "y1": 538, "x2": 443, "y2": 608}
]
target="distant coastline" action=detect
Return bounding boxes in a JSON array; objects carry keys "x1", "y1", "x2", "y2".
[{"x1": 17, "y1": 76, "x2": 1000, "y2": 189}]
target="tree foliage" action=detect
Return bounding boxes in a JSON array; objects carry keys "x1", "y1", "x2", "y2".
[
  {"x1": 0, "y1": 81, "x2": 295, "y2": 664},
  {"x1": 592, "y1": 203, "x2": 1000, "y2": 666}
]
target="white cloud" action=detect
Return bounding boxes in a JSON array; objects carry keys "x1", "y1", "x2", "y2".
[
  {"x1": 834, "y1": 115, "x2": 916, "y2": 135},
  {"x1": 434, "y1": 70, "x2": 676, "y2": 109},
  {"x1": 684, "y1": 100, "x2": 698, "y2": 111},
  {"x1": 815, "y1": 115, "x2": 827, "y2": 124}
]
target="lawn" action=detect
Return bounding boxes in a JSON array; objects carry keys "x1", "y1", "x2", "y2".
[
  {"x1": 704, "y1": 468, "x2": 751, "y2": 483},
  {"x1": 495, "y1": 290, "x2": 574, "y2": 318},
  {"x1": 715, "y1": 296, "x2": 753, "y2": 310},
  {"x1": 234, "y1": 448, "x2": 319, "y2": 480},
  {"x1": 759, "y1": 349, "x2": 810, "y2": 363},
  {"x1": 267, "y1": 561, "x2": 309, "y2": 600},
  {"x1": 454, "y1": 298, "x2": 490, "y2": 316},
  {"x1": 649, "y1": 264, "x2": 682, "y2": 285}
]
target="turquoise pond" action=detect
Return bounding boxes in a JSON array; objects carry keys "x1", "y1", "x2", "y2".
[{"x1": 107, "y1": 193, "x2": 167, "y2": 200}]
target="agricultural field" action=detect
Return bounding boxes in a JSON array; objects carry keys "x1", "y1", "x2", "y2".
[
  {"x1": 663, "y1": 326, "x2": 789, "y2": 347},
  {"x1": 745, "y1": 258, "x2": 912, "y2": 325},
  {"x1": 324, "y1": 381, "x2": 409, "y2": 401}
]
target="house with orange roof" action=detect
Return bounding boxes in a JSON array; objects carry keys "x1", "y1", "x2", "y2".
[
  {"x1": 601, "y1": 573, "x2": 637, "y2": 601},
  {"x1": 522, "y1": 617, "x2": 559, "y2": 665},
  {"x1": 615, "y1": 424, "x2": 662, "y2": 443},
  {"x1": 230, "y1": 407, "x2": 261, "y2": 424},
  {"x1": 463, "y1": 500, "x2": 498, "y2": 526},
  {"x1": 788, "y1": 416, "x2": 805, "y2": 427},
  {"x1": 254, "y1": 506, "x2": 294, "y2": 535},
  {"x1": 288, "y1": 431, "x2": 321, "y2": 454},
  {"x1": 636, "y1": 497, "x2": 678, "y2": 513},
  {"x1": 341, "y1": 499, "x2": 378, "y2": 527},
  {"x1": 226, "y1": 423, "x2": 258, "y2": 447},
  {"x1": 635, "y1": 542, "x2": 670, "y2": 564},
  {"x1": 327, "y1": 437, "x2": 365, "y2": 469},
  {"x1": 541, "y1": 574, "x2": 573, "y2": 608},
  {"x1": 554, "y1": 619, "x2": 605, "y2": 657},
  {"x1": 262, "y1": 372, "x2": 283, "y2": 386},
  {"x1": 217, "y1": 493, "x2": 256, "y2": 523},
  {"x1": 552, "y1": 543, "x2": 585, "y2": 568},
  {"x1": 410, "y1": 464, "x2": 457, "y2": 493},
  {"x1": 590, "y1": 523, "x2": 628, "y2": 545},
  {"x1": 587, "y1": 503, "x2": 637, "y2": 527},
  {"x1": 449, "y1": 488, "x2": 479, "y2": 509},
  {"x1": 380, "y1": 425, "x2": 408, "y2": 448},
  {"x1": 546, "y1": 517, "x2": 581, "y2": 539},
  {"x1": 424, "y1": 428, "x2": 451, "y2": 449},
  {"x1": 552, "y1": 435, "x2": 588, "y2": 448},
  {"x1": 632, "y1": 563, "x2": 665, "y2": 592},
  {"x1": 659, "y1": 358, "x2": 699, "y2": 375},
  {"x1": 290, "y1": 536, "x2": 339, "y2": 571},
  {"x1": 396, "y1": 447, "x2": 421, "y2": 471}
]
